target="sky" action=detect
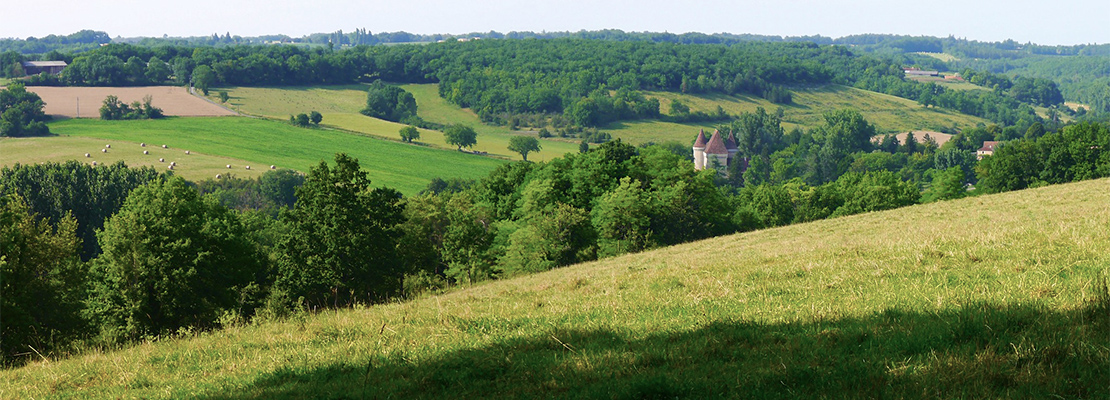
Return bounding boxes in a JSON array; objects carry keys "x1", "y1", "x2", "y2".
[{"x1": 3, "y1": 0, "x2": 1107, "y2": 46}]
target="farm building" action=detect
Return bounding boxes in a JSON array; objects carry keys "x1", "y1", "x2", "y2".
[
  {"x1": 903, "y1": 68, "x2": 939, "y2": 77},
  {"x1": 977, "y1": 141, "x2": 1001, "y2": 160},
  {"x1": 21, "y1": 61, "x2": 67, "y2": 75},
  {"x1": 692, "y1": 129, "x2": 748, "y2": 174}
]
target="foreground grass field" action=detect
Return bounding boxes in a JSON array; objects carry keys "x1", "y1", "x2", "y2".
[
  {"x1": 23, "y1": 117, "x2": 505, "y2": 194},
  {"x1": 215, "y1": 85, "x2": 581, "y2": 161},
  {"x1": 3, "y1": 178, "x2": 1107, "y2": 398}
]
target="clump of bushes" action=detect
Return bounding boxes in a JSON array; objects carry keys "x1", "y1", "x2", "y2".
[{"x1": 99, "y1": 95, "x2": 163, "y2": 120}]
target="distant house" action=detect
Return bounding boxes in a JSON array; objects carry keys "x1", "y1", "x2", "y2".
[
  {"x1": 977, "y1": 141, "x2": 1001, "y2": 160},
  {"x1": 903, "y1": 67, "x2": 939, "y2": 77},
  {"x1": 21, "y1": 61, "x2": 67, "y2": 75}
]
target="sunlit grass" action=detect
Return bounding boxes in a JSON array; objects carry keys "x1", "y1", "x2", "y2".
[
  {"x1": 216, "y1": 85, "x2": 581, "y2": 162},
  {"x1": 33, "y1": 117, "x2": 505, "y2": 195},
  {"x1": 3, "y1": 178, "x2": 1107, "y2": 398}
]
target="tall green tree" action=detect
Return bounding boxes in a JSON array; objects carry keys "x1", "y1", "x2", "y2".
[
  {"x1": 0, "y1": 83, "x2": 50, "y2": 137},
  {"x1": 273, "y1": 153, "x2": 405, "y2": 307},
  {"x1": 444, "y1": 124, "x2": 478, "y2": 151},
  {"x1": 507, "y1": 136, "x2": 541, "y2": 161},
  {"x1": 0, "y1": 194, "x2": 84, "y2": 364},
  {"x1": 86, "y1": 177, "x2": 264, "y2": 342},
  {"x1": 592, "y1": 177, "x2": 653, "y2": 258},
  {"x1": 399, "y1": 125, "x2": 420, "y2": 143},
  {"x1": 191, "y1": 65, "x2": 215, "y2": 95}
]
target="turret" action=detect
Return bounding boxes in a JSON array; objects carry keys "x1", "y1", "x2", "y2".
[
  {"x1": 725, "y1": 130, "x2": 739, "y2": 166},
  {"x1": 693, "y1": 129, "x2": 708, "y2": 170}
]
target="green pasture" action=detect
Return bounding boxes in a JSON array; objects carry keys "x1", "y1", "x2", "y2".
[
  {"x1": 642, "y1": 84, "x2": 990, "y2": 139},
  {"x1": 213, "y1": 85, "x2": 581, "y2": 162},
  {"x1": 31, "y1": 117, "x2": 505, "y2": 195},
  {"x1": 3, "y1": 178, "x2": 1107, "y2": 398}
]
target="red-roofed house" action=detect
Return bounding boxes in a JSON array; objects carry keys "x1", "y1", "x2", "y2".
[{"x1": 977, "y1": 141, "x2": 1001, "y2": 160}]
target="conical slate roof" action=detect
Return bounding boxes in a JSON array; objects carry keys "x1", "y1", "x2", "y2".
[
  {"x1": 693, "y1": 130, "x2": 708, "y2": 148},
  {"x1": 725, "y1": 131, "x2": 738, "y2": 150},
  {"x1": 705, "y1": 130, "x2": 728, "y2": 154}
]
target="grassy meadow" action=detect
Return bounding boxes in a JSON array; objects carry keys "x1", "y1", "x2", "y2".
[
  {"x1": 216, "y1": 83, "x2": 991, "y2": 154},
  {"x1": 3, "y1": 178, "x2": 1107, "y2": 398},
  {"x1": 0, "y1": 136, "x2": 267, "y2": 181},
  {"x1": 213, "y1": 85, "x2": 582, "y2": 162},
  {"x1": 21, "y1": 117, "x2": 505, "y2": 195},
  {"x1": 641, "y1": 84, "x2": 990, "y2": 138}
]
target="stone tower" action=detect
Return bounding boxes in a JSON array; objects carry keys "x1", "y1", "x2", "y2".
[{"x1": 692, "y1": 129, "x2": 708, "y2": 170}]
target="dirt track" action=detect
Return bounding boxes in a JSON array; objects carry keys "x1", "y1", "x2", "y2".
[{"x1": 26, "y1": 86, "x2": 237, "y2": 118}]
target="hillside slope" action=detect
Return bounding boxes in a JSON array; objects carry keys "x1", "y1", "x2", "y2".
[{"x1": 3, "y1": 179, "x2": 1108, "y2": 399}]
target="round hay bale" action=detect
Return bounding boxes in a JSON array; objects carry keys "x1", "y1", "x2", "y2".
[
  {"x1": 185, "y1": 151, "x2": 191, "y2": 155},
  {"x1": 91, "y1": 161, "x2": 97, "y2": 166},
  {"x1": 143, "y1": 150, "x2": 149, "y2": 155},
  {"x1": 162, "y1": 144, "x2": 168, "y2": 148},
  {"x1": 105, "y1": 144, "x2": 111, "y2": 148},
  {"x1": 270, "y1": 165, "x2": 276, "y2": 169},
  {"x1": 168, "y1": 165, "x2": 174, "y2": 170},
  {"x1": 216, "y1": 174, "x2": 222, "y2": 179},
  {"x1": 170, "y1": 161, "x2": 176, "y2": 166},
  {"x1": 159, "y1": 158, "x2": 164, "y2": 162},
  {"x1": 140, "y1": 143, "x2": 146, "y2": 147},
  {"x1": 226, "y1": 164, "x2": 231, "y2": 169},
  {"x1": 85, "y1": 153, "x2": 90, "y2": 158},
  {"x1": 245, "y1": 166, "x2": 251, "y2": 170},
  {"x1": 102, "y1": 149, "x2": 107, "y2": 153}
]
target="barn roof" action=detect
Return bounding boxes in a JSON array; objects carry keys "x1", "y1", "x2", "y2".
[{"x1": 22, "y1": 61, "x2": 67, "y2": 67}]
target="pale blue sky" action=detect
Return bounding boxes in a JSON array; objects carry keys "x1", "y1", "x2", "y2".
[{"x1": 4, "y1": 0, "x2": 1107, "y2": 45}]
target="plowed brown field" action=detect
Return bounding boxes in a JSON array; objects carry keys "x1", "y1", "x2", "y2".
[{"x1": 26, "y1": 86, "x2": 237, "y2": 118}]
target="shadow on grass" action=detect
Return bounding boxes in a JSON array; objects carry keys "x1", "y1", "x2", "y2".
[{"x1": 203, "y1": 300, "x2": 1108, "y2": 399}]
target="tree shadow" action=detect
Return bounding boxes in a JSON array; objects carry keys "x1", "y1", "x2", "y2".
[{"x1": 200, "y1": 301, "x2": 1108, "y2": 399}]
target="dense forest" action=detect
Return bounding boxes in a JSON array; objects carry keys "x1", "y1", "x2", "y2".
[{"x1": 5, "y1": 36, "x2": 1089, "y2": 128}]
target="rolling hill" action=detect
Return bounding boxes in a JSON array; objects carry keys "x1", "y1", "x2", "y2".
[
  {"x1": 215, "y1": 83, "x2": 991, "y2": 153},
  {"x1": 3, "y1": 178, "x2": 1107, "y2": 399}
]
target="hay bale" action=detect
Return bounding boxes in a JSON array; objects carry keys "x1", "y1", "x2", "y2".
[
  {"x1": 226, "y1": 164, "x2": 231, "y2": 169},
  {"x1": 91, "y1": 161, "x2": 97, "y2": 166},
  {"x1": 270, "y1": 165, "x2": 276, "y2": 169},
  {"x1": 185, "y1": 151, "x2": 191, "y2": 155},
  {"x1": 101, "y1": 149, "x2": 107, "y2": 153},
  {"x1": 170, "y1": 161, "x2": 176, "y2": 166},
  {"x1": 159, "y1": 158, "x2": 164, "y2": 162},
  {"x1": 245, "y1": 166, "x2": 251, "y2": 170},
  {"x1": 143, "y1": 150, "x2": 149, "y2": 155},
  {"x1": 85, "y1": 153, "x2": 90, "y2": 158},
  {"x1": 216, "y1": 174, "x2": 222, "y2": 179},
  {"x1": 105, "y1": 144, "x2": 111, "y2": 148},
  {"x1": 140, "y1": 143, "x2": 146, "y2": 147},
  {"x1": 168, "y1": 165, "x2": 174, "y2": 170},
  {"x1": 162, "y1": 144, "x2": 167, "y2": 148}
]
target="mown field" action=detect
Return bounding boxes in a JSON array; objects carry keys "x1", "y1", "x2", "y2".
[
  {"x1": 27, "y1": 86, "x2": 236, "y2": 118},
  {"x1": 8, "y1": 117, "x2": 505, "y2": 195},
  {"x1": 0, "y1": 136, "x2": 266, "y2": 181},
  {"x1": 4, "y1": 178, "x2": 1107, "y2": 398},
  {"x1": 212, "y1": 85, "x2": 582, "y2": 162}
]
